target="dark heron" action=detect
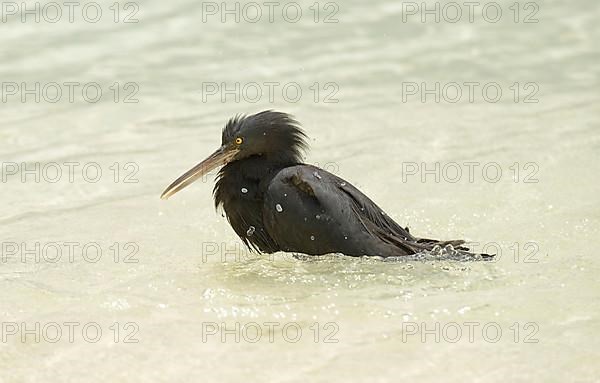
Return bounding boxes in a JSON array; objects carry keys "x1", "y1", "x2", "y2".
[{"x1": 161, "y1": 110, "x2": 491, "y2": 259}]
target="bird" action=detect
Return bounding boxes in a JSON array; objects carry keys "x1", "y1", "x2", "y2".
[{"x1": 160, "y1": 110, "x2": 492, "y2": 260}]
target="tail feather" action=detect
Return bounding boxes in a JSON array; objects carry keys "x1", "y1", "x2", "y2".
[{"x1": 413, "y1": 237, "x2": 495, "y2": 260}]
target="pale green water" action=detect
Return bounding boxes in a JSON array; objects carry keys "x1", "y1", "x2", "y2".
[{"x1": 1, "y1": 0, "x2": 599, "y2": 382}]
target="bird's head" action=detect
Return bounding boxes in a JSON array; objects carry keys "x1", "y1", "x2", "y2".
[{"x1": 160, "y1": 110, "x2": 307, "y2": 199}]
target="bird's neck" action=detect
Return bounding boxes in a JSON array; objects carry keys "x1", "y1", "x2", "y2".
[
  {"x1": 214, "y1": 155, "x2": 298, "y2": 252},
  {"x1": 214, "y1": 155, "x2": 299, "y2": 210}
]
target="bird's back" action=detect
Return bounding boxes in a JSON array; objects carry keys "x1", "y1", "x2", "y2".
[{"x1": 262, "y1": 164, "x2": 431, "y2": 257}]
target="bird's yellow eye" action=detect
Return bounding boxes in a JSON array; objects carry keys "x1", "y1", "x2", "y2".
[{"x1": 235, "y1": 137, "x2": 243, "y2": 145}]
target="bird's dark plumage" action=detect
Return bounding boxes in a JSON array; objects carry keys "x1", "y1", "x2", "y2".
[{"x1": 161, "y1": 110, "x2": 491, "y2": 259}]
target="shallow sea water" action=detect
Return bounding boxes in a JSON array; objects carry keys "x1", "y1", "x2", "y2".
[{"x1": 1, "y1": 0, "x2": 599, "y2": 382}]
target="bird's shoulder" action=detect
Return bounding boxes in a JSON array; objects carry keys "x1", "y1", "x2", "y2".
[{"x1": 269, "y1": 164, "x2": 342, "y2": 198}]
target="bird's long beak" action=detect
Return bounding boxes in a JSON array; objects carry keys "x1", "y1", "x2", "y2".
[{"x1": 160, "y1": 145, "x2": 239, "y2": 200}]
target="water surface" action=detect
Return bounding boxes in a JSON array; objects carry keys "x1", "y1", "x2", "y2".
[{"x1": 1, "y1": 0, "x2": 599, "y2": 382}]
